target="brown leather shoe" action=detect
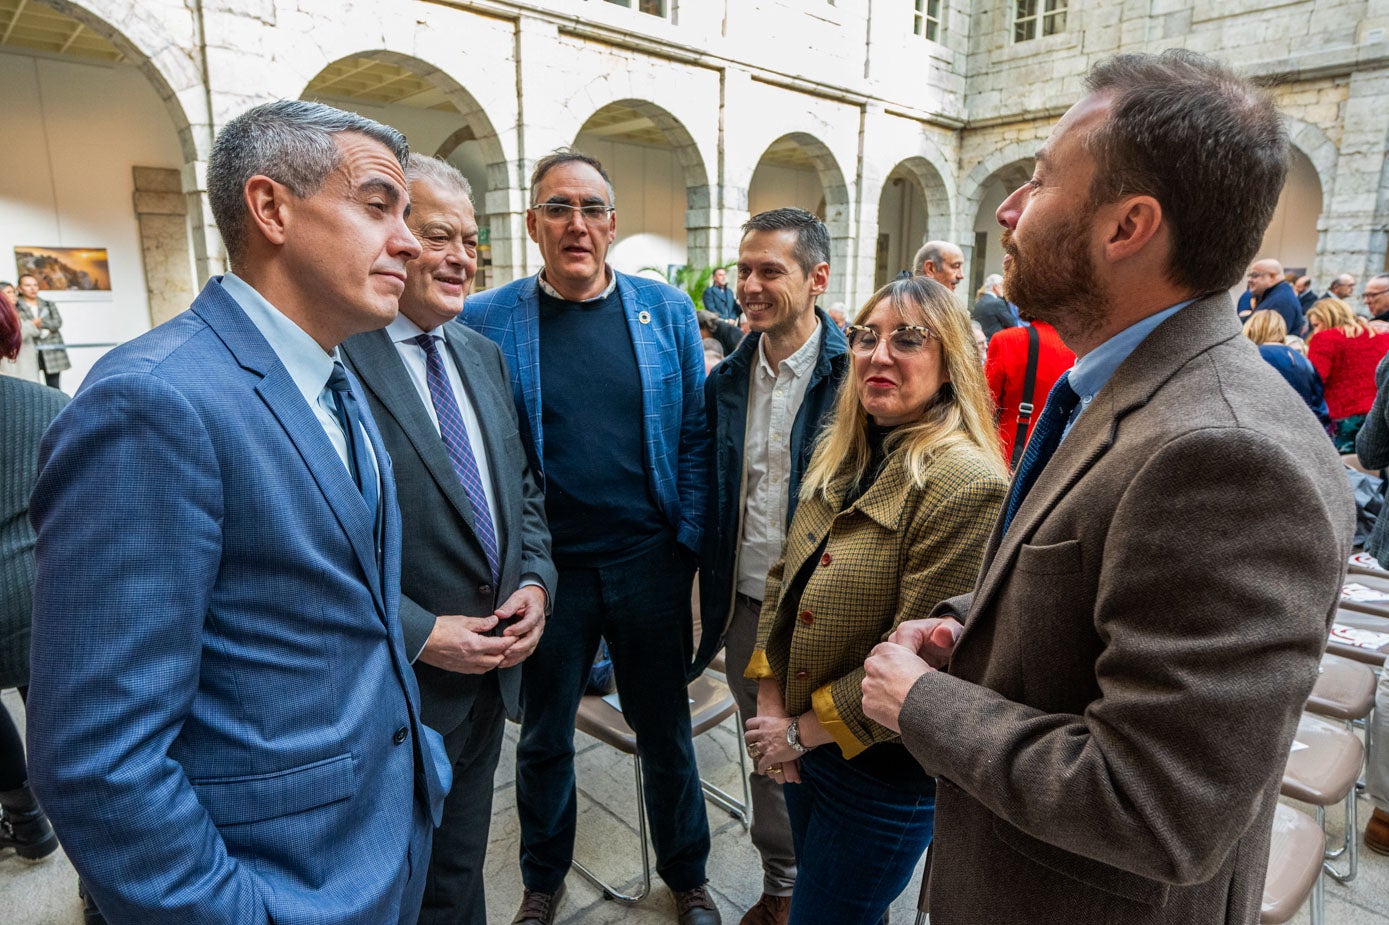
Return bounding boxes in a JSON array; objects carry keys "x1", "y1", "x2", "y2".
[
  {"x1": 1366, "y1": 807, "x2": 1389, "y2": 856},
  {"x1": 674, "y1": 883, "x2": 722, "y2": 925},
  {"x1": 512, "y1": 884, "x2": 565, "y2": 925},
  {"x1": 739, "y1": 893, "x2": 790, "y2": 925}
]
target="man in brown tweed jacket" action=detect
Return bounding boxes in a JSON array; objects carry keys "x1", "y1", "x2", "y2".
[{"x1": 861, "y1": 51, "x2": 1354, "y2": 924}]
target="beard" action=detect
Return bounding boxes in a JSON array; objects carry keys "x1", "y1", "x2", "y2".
[{"x1": 1000, "y1": 208, "x2": 1109, "y2": 344}]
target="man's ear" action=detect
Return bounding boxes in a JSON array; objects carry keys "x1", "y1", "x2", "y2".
[
  {"x1": 244, "y1": 176, "x2": 290, "y2": 247},
  {"x1": 1103, "y1": 195, "x2": 1163, "y2": 263},
  {"x1": 810, "y1": 262, "x2": 830, "y2": 297}
]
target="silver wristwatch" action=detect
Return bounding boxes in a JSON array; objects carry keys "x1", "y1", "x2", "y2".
[{"x1": 786, "y1": 717, "x2": 809, "y2": 754}]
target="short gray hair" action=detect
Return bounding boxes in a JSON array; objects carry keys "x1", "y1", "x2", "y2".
[
  {"x1": 208, "y1": 99, "x2": 410, "y2": 268},
  {"x1": 984, "y1": 273, "x2": 1003, "y2": 290},
  {"x1": 406, "y1": 153, "x2": 472, "y2": 200},
  {"x1": 913, "y1": 240, "x2": 960, "y2": 274}
]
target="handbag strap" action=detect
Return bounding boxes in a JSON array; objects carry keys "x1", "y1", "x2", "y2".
[{"x1": 1010, "y1": 324, "x2": 1041, "y2": 470}]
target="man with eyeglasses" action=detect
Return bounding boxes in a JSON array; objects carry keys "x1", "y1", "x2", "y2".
[
  {"x1": 465, "y1": 150, "x2": 717, "y2": 925},
  {"x1": 1362, "y1": 273, "x2": 1389, "y2": 322},
  {"x1": 1236, "y1": 257, "x2": 1306, "y2": 335},
  {"x1": 692, "y1": 208, "x2": 848, "y2": 925}
]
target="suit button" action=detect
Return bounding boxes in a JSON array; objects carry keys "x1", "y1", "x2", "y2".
[
  {"x1": 820, "y1": 553, "x2": 832, "y2": 566},
  {"x1": 799, "y1": 610, "x2": 814, "y2": 625},
  {"x1": 794, "y1": 670, "x2": 809, "y2": 680},
  {"x1": 479, "y1": 584, "x2": 492, "y2": 597},
  {"x1": 393, "y1": 726, "x2": 409, "y2": 745}
]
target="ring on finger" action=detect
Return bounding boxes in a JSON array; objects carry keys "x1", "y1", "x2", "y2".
[{"x1": 768, "y1": 764, "x2": 783, "y2": 775}]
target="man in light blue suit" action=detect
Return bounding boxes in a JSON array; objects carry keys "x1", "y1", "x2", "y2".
[{"x1": 26, "y1": 100, "x2": 449, "y2": 925}]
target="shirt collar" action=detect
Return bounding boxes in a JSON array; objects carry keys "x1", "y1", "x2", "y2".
[
  {"x1": 537, "y1": 267, "x2": 617, "y2": 302},
  {"x1": 386, "y1": 311, "x2": 435, "y2": 346},
  {"x1": 221, "y1": 271, "x2": 336, "y2": 408},
  {"x1": 1068, "y1": 299, "x2": 1195, "y2": 403},
  {"x1": 756, "y1": 319, "x2": 823, "y2": 379}
]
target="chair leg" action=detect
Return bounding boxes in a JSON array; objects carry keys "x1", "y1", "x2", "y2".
[
  {"x1": 570, "y1": 755, "x2": 653, "y2": 904},
  {"x1": 1323, "y1": 784, "x2": 1358, "y2": 884},
  {"x1": 700, "y1": 725, "x2": 751, "y2": 827},
  {"x1": 1310, "y1": 865, "x2": 1324, "y2": 925}
]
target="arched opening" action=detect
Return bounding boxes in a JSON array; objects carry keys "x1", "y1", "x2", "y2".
[
  {"x1": 303, "y1": 53, "x2": 508, "y2": 289},
  {"x1": 572, "y1": 100, "x2": 711, "y2": 279},
  {"x1": 874, "y1": 165, "x2": 930, "y2": 288},
  {"x1": 970, "y1": 159, "x2": 1033, "y2": 297},
  {"x1": 1255, "y1": 146, "x2": 1323, "y2": 281},
  {"x1": 0, "y1": 0, "x2": 198, "y2": 389},
  {"x1": 746, "y1": 133, "x2": 852, "y2": 304}
]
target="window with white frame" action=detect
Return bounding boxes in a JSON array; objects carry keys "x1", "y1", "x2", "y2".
[
  {"x1": 603, "y1": 0, "x2": 669, "y2": 18},
  {"x1": 1013, "y1": 0, "x2": 1066, "y2": 42},
  {"x1": 913, "y1": 0, "x2": 942, "y2": 42}
]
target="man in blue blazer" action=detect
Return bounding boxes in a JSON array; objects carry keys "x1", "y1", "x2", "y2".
[
  {"x1": 26, "y1": 100, "x2": 449, "y2": 925},
  {"x1": 466, "y1": 150, "x2": 716, "y2": 925}
]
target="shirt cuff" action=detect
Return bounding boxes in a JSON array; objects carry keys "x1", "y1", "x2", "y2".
[
  {"x1": 811, "y1": 683, "x2": 867, "y2": 759},
  {"x1": 519, "y1": 575, "x2": 550, "y2": 613},
  {"x1": 744, "y1": 648, "x2": 775, "y2": 680}
]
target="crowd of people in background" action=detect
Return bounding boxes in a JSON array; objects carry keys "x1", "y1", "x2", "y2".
[{"x1": 1, "y1": 47, "x2": 1387, "y2": 925}]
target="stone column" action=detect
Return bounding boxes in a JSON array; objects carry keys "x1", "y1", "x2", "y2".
[
  {"x1": 1316, "y1": 68, "x2": 1389, "y2": 285},
  {"x1": 133, "y1": 166, "x2": 198, "y2": 327}
]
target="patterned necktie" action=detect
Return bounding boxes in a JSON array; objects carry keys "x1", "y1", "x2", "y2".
[
  {"x1": 413, "y1": 334, "x2": 501, "y2": 584},
  {"x1": 1001, "y1": 372, "x2": 1081, "y2": 537},
  {"x1": 325, "y1": 361, "x2": 380, "y2": 519}
]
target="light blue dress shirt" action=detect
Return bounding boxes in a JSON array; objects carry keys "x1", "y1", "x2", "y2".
[
  {"x1": 221, "y1": 272, "x2": 375, "y2": 483},
  {"x1": 1062, "y1": 299, "x2": 1195, "y2": 441}
]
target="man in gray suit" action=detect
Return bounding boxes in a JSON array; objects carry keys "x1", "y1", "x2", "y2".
[
  {"x1": 341, "y1": 155, "x2": 555, "y2": 925},
  {"x1": 862, "y1": 51, "x2": 1353, "y2": 923}
]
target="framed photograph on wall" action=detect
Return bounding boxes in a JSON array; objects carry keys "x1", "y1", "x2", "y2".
[{"x1": 14, "y1": 246, "x2": 112, "y2": 293}]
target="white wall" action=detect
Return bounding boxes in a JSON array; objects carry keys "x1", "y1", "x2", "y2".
[
  {"x1": 876, "y1": 173, "x2": 929, "y2": 284},
  {"x1": 747, "y1": 162, "x2": 826, "y2": 220},
  {"x1": 1257, "y1": 147, "x2": 1324, "y2": 279},
  {"x1": 572, "y1": 134, "x2": 687, "y2": 277},
  {"x1": 0, "y1": 48, "x2": 186, "y2": 392}
]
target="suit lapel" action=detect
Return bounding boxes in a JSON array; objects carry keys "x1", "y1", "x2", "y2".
[
  {"x1": 193, "y1": 281, "x2": 387, "y2": 618},
  {"x1": 512, "y1": 281, "x2": 544, "y2": 471},
  {"x1": 956, "y1": 292, "x2": 1241, "y2": 649},
  {"x1": 443, "y1": 326, "x2": 516, "y2": 563},
  {"x1": 346, "y1": 329, "x2": 486, "y2": 533}
]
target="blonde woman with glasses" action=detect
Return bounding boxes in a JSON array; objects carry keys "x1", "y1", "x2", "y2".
[{"x1": 741, "y1": 276, "x2": 1006, "y2": 924}]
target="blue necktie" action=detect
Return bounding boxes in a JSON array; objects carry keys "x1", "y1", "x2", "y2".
[
  {"x1": 413, "y1": 334, "x2": 501, "y2": 584},
  {"x1": 325, "y1": 362, "x2": 379, "y2": 519},
  {"x1": 1001, "y1": 372, "x2": 1081, "y2": 536}
]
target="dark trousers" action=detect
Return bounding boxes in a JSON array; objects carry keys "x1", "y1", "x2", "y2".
[
  {"x1": 418, "y1": 674, "x2": 506, "y2": 925},
  {"x1": 516, "y1": 534, "x2": 710, "y2": 893},
  {"x1": 0, "y1": 688, "x2": 29, "y2": 791},
  {"x1": 782, "y1": 746, "x2": 935, "y2": 925}
]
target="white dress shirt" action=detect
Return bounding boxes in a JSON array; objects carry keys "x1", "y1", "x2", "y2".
[{"x1": 737, "y1": 321, "x2": 823, "y2": 599}]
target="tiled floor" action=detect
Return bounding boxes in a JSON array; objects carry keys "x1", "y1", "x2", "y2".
[{"x1": 3, "y1": 686, "x2": 1387, "y2": 924}]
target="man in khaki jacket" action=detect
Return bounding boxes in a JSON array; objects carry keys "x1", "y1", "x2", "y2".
[{"x1": 862, "y1": 51, "x2": 1353, "y2": 923}]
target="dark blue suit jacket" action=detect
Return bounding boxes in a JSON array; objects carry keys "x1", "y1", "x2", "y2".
[{"x1": 27, "y1": 278, "x2": 449, "y2": 924}]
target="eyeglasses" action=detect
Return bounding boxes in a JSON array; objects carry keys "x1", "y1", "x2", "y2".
[
  {"x1": 1363, "y1": 289, "x2": 1389, "y2": 301},
  {"x1": 530, "y1": 202, "x2": 615, "y2": 224},
  {"x1": 845, "y1": 325, "x2": 936, "y2": 357}
]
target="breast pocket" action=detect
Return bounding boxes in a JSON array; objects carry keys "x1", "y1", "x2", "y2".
[{"x1": 1014, "y1": 538, "x2": 1083, "y2": 576}]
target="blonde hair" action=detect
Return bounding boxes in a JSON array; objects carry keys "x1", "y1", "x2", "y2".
[
  {"x1": 801, "y1": 277, "x2": 1006, "y2": 499},
  {"x1": 1307, "y1": 297, "x2": 1371, "y2": 338},
  {"x1": 1241, "y1": 309, "x2": 1287, "y2": 346}
]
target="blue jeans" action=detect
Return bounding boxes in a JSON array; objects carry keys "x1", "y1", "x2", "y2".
[
  {"x1": 782, "y1": 745, "x2": 935, "y2": 925},
  {"x1": 515, "y1": 533, "x2": 710, "y2": 893}
]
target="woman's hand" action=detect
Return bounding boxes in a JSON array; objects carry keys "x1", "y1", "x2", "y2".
[{"x1": 744, "y1": 714, "x2": 800, "y2": 774}]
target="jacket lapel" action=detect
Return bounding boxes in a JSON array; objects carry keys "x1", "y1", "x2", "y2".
[
  {"x1": 192, "y1": 280, "x2": 387, "y2": 619},
  {"x1": 957, "y1": 292, "x2": 1241, "y2": 648},
  {"x1": 443, "y1": 326, "x2": 516, "y2": 569},
  {"x1": 512, "y1": 279, "x2": 544, "y2": 473}
]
